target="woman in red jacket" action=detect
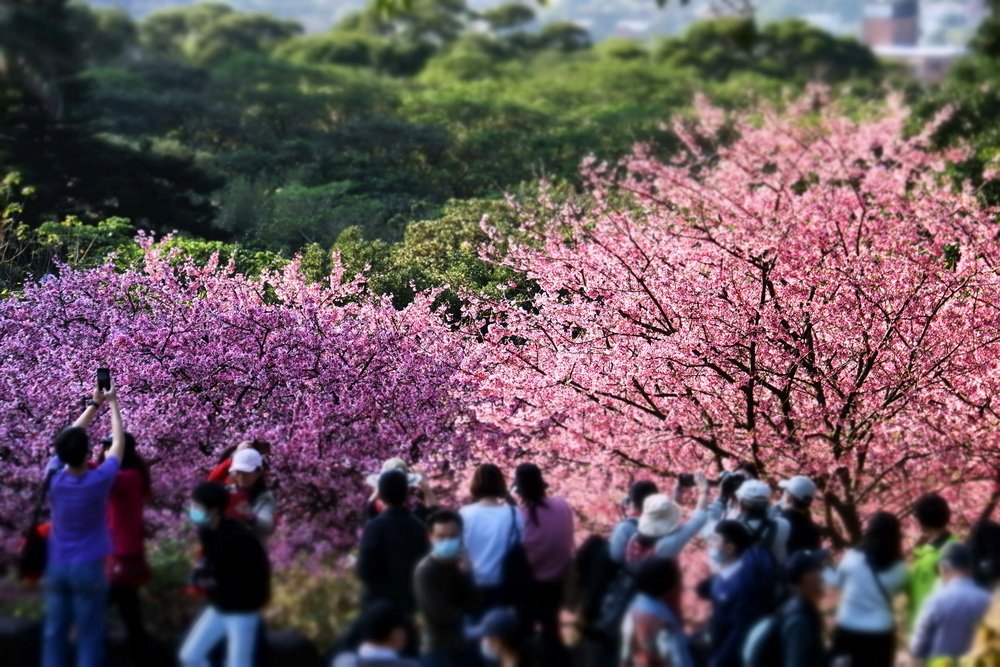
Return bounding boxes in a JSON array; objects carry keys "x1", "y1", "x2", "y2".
[{"x1": 98, "y1": 432, "x2": 152, "y2": 664}]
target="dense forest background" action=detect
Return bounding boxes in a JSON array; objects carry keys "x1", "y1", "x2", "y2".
[{"x1": 1, "y1": 0, "x2": 998, "y2": 302}]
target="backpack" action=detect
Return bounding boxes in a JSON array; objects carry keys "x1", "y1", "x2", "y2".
[
  {"x1": 742, "y1": 518, "x2": 786, "y2": 611},
  {"x1": 741, "y1": 612, "x2": 783, "y2": 667},
  {"x1": 595, "y1": 533, "x2": 652, "y2": 641}
]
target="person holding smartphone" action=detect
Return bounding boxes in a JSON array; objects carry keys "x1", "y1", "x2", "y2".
[{"x1": 43, "y1": 375, "x2": 127, "y2": 667}]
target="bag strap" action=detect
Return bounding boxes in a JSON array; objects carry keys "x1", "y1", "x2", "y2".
[
  {"x1": 27, "y1": 468, "x2": 57, "y2": 530},
  {"x1": 506, "y1": 505, "x2": 521, "y2": 550},
  {"x1": 864, "y1": 553, "x2": 894, "y2": 611}
]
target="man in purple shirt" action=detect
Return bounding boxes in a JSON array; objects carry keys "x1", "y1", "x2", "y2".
[
  {"x1": 43, "y1": 382, "x2": 127, "y2": 667},
  {"x1": 910, "y1": 542, "x2": 991, "y2": 665}
]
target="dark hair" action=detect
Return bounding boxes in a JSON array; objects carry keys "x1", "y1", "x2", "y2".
[
  {"x1": 719, "y1": 473, "x2": 746, "y2": 506},
  {"x1": 861, "y1": 511, "x2": 904, "y2": 571},
  {"x1": 735, "y1": 462, "x2": 759, "y2": 479},
  {"x1": 54, "y1": 427, "x2": 90, "y2": 468},
  {"x1": 716, "y1": 520, "x2": 754, "y2": 555},
  {"x1": 629, "y1": 480, "x2": 658, "y2": 509},
  {"x1": 914, "y1": 493, "x2": 951, "y2": 531},
  {"x1": 742, "y1": 503, "x2": 769, "y2": 520},
  {"x1": 787, "y1": 494, "x2": 812, "y2": 511},
  {"x1": 192, "y1": 481, "x2": 229, "y2": 511},
  {"x1": 634, "y1": 557, "x2": 682, "y2": 598},
  {"x1": 427, "y1": 509, "x2": 463, "y2": 532},
  {"x1": 378, "y1": 469, "x2": 409, "y2": 507},
  {"x1": 967, "y1": 520, "x2": 1000, "y2": 588},
  {"x1": 102, "y1": 432, "x2": 151, "y2": 495},
  {"x1": 360, "y1": 601, "x2": 407, "y2": 644},
  {"x1": 470, "y1": 463, "x2": 508, "y2": 501},
  {"x1": 514, "y1": 463, "x2": 548, "y2": 525}
]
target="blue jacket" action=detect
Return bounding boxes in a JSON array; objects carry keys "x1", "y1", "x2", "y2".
[{"x1": 708, "y1": 559, "x2": 769, "y2": 667}]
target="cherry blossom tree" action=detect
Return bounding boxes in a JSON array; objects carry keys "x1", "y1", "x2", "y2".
[
  {"x1": 0, "y1": 236, "x2": 477, "y2": 561},
  {"x1": 464, "y1": 93, "x2": 1000, "y2": 543}
]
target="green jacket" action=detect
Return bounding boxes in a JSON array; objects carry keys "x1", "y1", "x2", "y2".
[{"x1": 908, "y1": 533, "x2": 958, "y2": 628}]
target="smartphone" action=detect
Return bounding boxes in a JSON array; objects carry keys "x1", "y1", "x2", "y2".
[
  {"x1": 96, "y1": 368, "x2": 112, "y2": 392},
  {"x1": 678, "y1": 473, "x2": 696, "y2": 488}
]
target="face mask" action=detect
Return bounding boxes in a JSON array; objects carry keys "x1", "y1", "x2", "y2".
[
  {"x1": 188, "y1": 506, "x2": 209, "y2": 526},
  {"x1": 432, "y1": 537, "x2": 462, "y2": 560},
  {"x1": 480, "y1": 640, "x2": 499, "y2": 663},
  {"x1": 709, "y1": 547, "x2": 726, "y2": 567}
]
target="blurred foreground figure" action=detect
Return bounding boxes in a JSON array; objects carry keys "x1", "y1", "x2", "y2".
[
  {"x1": 910, "y1": 543, "x2": 990, "y2": 665},
  {"x1": 43, "y1": 382, "x2": 126, "y2": 667},
  {"x1": 179, "y1": 482, "x2": 271, "y2": 667}
]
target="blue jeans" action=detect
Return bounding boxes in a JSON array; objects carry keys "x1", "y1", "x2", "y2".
[
  {"x1": 43, "y1": 559, "x2": 109, "y2": 667},
  {"x1": 179, "y1": 606, "x2": 261, "y2": 667}
]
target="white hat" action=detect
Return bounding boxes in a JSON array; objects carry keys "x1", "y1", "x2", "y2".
[
  {"x1": 230, "y1": 448, "x2": 263, "y2": 473},
  {"x1": 365, "y1": 457, "x2": 423, "y2": 488},
  {"x1": 638, "y1": 493, "x2": 682, "y2": 538},
  {"x1": 779, "y1": 475, "x2": 816, "y2": 500},
  {"x1": 735, "y1": 479, "x2": 773, "y2": 505}
]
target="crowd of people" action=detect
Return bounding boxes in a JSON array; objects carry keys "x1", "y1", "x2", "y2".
[{"x1": 26, "y1": 382, "x2": 1000, "y2": 667}]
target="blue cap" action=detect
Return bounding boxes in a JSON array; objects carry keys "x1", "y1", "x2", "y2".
[
  {"x1": 786, "y1": 549, "x2": 829, "y2": 583},
  {"x1": 466, "y1": 608, "x2": 520, "y2": 641}
]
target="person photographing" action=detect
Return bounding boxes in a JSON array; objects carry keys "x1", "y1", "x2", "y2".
[{"x1": 43, "y1": 374, "x2": 126, "y2": 667}]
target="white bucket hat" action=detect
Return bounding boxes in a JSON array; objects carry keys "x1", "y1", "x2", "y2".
[
  {"x1": 638, "y1": 493, "x2": 682, "y2": 538},
  {"x1": 365, "y1": 457, "x2": 423, "y2": 488},
  {"x1": 736, "y1": 479, "x2": 773, "y2": 506}
]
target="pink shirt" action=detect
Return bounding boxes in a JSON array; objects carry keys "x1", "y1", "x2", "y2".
[{"x1": 519, "y1": 496, "x2": 574, "y2": 582}]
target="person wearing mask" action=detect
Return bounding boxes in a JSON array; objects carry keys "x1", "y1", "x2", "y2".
[
  {"x1": 358, "y1": 470, "x2": 430, "y2": 620},
  {"x1": 909, "y1": 493, "x2": 957, "y2": 628},
  {"x1": 778, "y1": 549, "x2": 829, "y2": 667},
  {"x1": 735, "y1": 480, "x2": 791, "y2": 566},
  {"x1": 610, "y1": 481, "x2": 659, "y2": 564},
  {"x1": 777, "y1": 475, "x2": 821, "y2": 556},
  {"x1": 620, "y1": 557, "x2": 694, "y2": 667},
  {"x1": 626, "y1": 475, "x2": 709, "y2": 565},
  {"x1": 513, "y1": 463, "x2": 574, "y2": 662},
  {"x1": 43, "y1": 382, "x2": 126, "y2": 667},
  {"x1": 227, "y1": 447, "x2": 276, "y2": 542},
  {"x1": 468, "y1": 608, "x2": 533, "y2": 667},
  {"x1": 459, "y1": 464, "x2": 525, "y2": 614},
  {"x1": 179, "y1": 482, "x2": 271, "y2": 667},
  {"x1": 98, "y1": 432, "x2": 152, "y2": 665},
  {"x1": 414, "y1": 510, "x2": 475, "y2": 667},
  {"x1": 829, "y1": 511, "x2": 907, "y2": 667},
  {"x1": 364, "y1": 458, "x2": 438, "y2": 524},
  {"x1": 700, "y1": 520, "x2": 767, "y2": 667},
  {"x1": 333, "y1": 601, "x2": 420, "y2": 667},
  {"x1": 910, "y1": 542, "x2": 991, "y2": 665}
]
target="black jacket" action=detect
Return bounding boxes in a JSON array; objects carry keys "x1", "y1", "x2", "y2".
[
  {"x1": 782, "y1": 508, "x2": 822, "y2": 555},
  {"x1": 358, "y1": 506, "x2": 430, "y2": 614},
  {"x1": 195, "y1": 518, "x2": 271, "y2": 612},
  {"x1": 780, "y1": 595, "x2": 827, "y2": 667}
]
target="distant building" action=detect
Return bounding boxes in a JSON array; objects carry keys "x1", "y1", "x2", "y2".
[
  {"x1": 863, "y1": 0, "x2": 920, "y2": 47},
  {"x1": 873, "y1": 44, "x2": 967, "y2": 81}
]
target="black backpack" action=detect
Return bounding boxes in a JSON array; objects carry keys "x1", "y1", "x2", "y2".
[{"x1": 743, "y1": 518, "x2": 787, "y2": 612}]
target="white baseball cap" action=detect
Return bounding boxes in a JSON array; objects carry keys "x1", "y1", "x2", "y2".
[
  {"x1": 779, "y1": 475, "x2": 816, "y2": 500},
  {"x1": 230, "y1": 448, "x2": 263, "y2": 473},
  {"x1": 735, "y1": 479, "x2": 773, "y2": 505}
]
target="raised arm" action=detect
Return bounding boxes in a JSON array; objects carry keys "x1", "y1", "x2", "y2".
[
  {"x1": 105, "y1": 389, "x2": 126, "y2": 462},
  {"x1": 71, "y1": 380, "x2": 106, "y2": 429}
]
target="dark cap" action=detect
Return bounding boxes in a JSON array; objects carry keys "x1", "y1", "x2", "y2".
[
  {"x1": 939, "y1": 542, "x2": 974, "y2": 572},
  {"x1": 629, "y1": 480, "x2": 658, "y2": 508},
  {"x1": 466, "y1": 608, "x2": 520, "y2": 641},
  {"x1": 786, "y1": 549, "x2": 828, "y2": 584}
]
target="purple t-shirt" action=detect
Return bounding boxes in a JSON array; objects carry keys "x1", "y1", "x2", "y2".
[
  {"x1": 519, "y1": 496, "x2": 575, "y2": 582},
  {"x1": 47, "y1": 455, "x2": 120, "y2": 566}
]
